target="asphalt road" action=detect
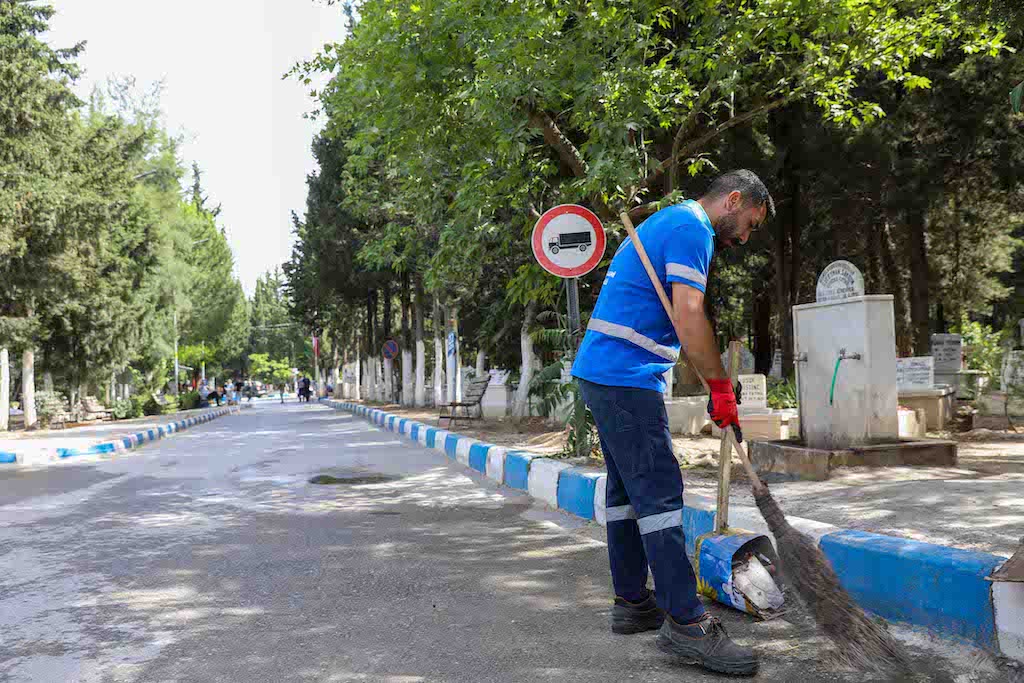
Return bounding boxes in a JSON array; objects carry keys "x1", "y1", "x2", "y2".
[{"x1": 0, "y1": 402, "x2": 1014, "y2": 682}]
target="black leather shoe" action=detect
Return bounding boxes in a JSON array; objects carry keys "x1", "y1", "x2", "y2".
[
  {"x1": 656, "y1": 613, "x2": 758, "y2": 676},
  {"x1": 611, "y1": 592, "x2": 665, "y2": 634}
]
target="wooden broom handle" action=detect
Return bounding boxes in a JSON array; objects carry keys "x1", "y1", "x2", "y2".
[{"x1": 618, "y1": 212, "x2": 766, "y2": 493}]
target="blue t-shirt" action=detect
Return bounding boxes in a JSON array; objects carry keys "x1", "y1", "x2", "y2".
[{"x1": 572, "y1": 200, "x2": 714, "y2": 392}]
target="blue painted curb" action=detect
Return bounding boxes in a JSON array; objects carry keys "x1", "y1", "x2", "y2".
[
  {"x1": 1, "y1": 407, "x2": 236, "y2": 464},
  {"x1": 503, "y1": 451, "x2": 536, "y2": 490},
  {"x1": 468, "y1": 443, "x2": 490, "y2": 473},
  {"x1": 444, "y1": 434, "x2": 459, "y2": 459},
  {"x1": 556, "y1": 468, "x2": 601, "y2": 520},
  {"x1": 820, "y1": 529, "x2": 1004, "y2": 647}
]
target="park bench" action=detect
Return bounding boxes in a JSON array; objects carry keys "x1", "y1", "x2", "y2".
[
  {"x1": 81, "y1": 396, "x2": 113, "y2": 422},
  {"x1": 439, "y1": 375, "x2": 490, "y2": 429}
]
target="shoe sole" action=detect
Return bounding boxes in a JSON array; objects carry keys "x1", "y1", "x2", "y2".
[{"x1": 656, "y1": 633, "x2": 758, "y2": 676}]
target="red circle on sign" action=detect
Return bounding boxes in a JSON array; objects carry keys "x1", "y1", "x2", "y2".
[
  {"x1": 382, "y1": 339, "x2": 399, "y2": 360},
  {"x1": 531, "y1": 205, "x2": 606, "y2": 278}
]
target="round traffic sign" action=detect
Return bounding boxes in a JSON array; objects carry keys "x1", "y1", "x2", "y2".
[
  {"x1": 531, "y1": 204, "x2": 606, "y2": 278},
  {"x1": 382, "y1": 339, "x2": 400, "y2": 360}
]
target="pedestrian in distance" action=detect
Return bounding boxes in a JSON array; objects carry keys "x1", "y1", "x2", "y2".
[{"x1": 572, "y1": 170, "x2": 774, "y2": 677}]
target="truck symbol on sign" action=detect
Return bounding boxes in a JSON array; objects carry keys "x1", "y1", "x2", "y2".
[{"x1": 548, "y1": 231, "x2": 592, "y2": 254}]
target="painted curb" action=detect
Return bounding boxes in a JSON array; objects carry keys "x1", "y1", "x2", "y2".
[
  {"x1": 527, "y1": 458, "x2": 572, "y2": 508},
  {"x1": 323, "y1": 400, "x2": 1018, "y2": 660},
  {"x1": 4, "y1": 406, "x2": 239, "y2": 466}
]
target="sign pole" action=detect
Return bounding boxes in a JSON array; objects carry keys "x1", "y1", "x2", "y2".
[{"x1": 566, "y1": 277, "x2": 581, "y2": 351}]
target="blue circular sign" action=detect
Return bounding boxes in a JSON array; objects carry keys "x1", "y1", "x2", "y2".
[{"x1": 382, "y1": 339, "x2": 400, "y2": 360}]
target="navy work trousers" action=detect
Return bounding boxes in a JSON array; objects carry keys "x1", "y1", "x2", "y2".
[{"x1": 579, "y1": 378, "x2": 705, "y2": 624}]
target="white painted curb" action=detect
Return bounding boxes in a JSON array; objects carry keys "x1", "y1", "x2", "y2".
[
  {"x1": 486, "y1": 446, "x2": 506, "y2": 483},
  {"x1": 994, "y1": 581, "x2": 1024, "y2": 662},
  {"x1": 527, "y1": 458, "x2": 572, "y2": 508},
  {"x1": 417, "y1": 427, "x2": 429, "y2": 447},
  {"x1": 433, "y1": 430, "x2": 450, "y2": 454},
  {"x1": 455, "y1": 438, "x2": 476, "y2": 467},
  {"x1": 593, "y1": 474, "x2": 608, "y2": 526}
]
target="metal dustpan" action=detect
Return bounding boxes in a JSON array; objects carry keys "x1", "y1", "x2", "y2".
[{"x1": 695, "y1": 528, "x2": 785, "y2": 620}]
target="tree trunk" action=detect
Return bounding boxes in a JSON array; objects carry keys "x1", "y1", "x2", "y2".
[
  {"x1": 414, "y1": 277, "x2": 426, "y2": 407},
  {"x1": 0, "y1": 349, "x2": 9, "y2": 431},
  {"x1": 434, "y1": 297, "x2": 446, "y2": 406},
  {"x1": 880, "y1": 220, "x2": 913, "y2": 355},
  {"x1": 23, "y1": 349, "x2": 36, "y2": 429},
  {"x1": 475, "y1": 350, "x2": 486, "y2": 378},
  {"x1": 445, "y1": 307, "x2": 460, "y2": 403},
  {"x1": 773, "y1": 105, "x2": 802, "y2": 380},
  {"x1": 382, "y1": 284, "x2": 393, "y2": 402},
  {"x1": 752, "y1": 275, "x2": 773, "y2": 375},
  {"x1": 513, "y1": 302, "x2": 537, "y2": 419},
  {"x1": 401, "y1": 273, "x2": 413, "y2": 405},
  {"x1": 907, "y1": 206, "x2": 931, "y2": 355}
]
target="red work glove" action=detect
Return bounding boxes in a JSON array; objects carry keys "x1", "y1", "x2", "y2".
[{"x1": 707, "y1": 378, "x2": 742, "y2": 442}]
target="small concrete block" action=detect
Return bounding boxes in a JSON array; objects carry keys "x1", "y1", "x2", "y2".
[
  {"x1": 528, "y1": 459, "x2": 572, "y2": 508},
  {"x1": 556, "y1": 469, "x2": 602, "y2": 520},
  {"x1": 593, "y1": 475, "x2": 607, "y2": 525},
  {"x1": 468, "y1": 443, "x2": 490, "y2": 473},
  {"x1": 994, "y1": 581, "x2": 1024, "y2": 663},
  {"x1": 399, "y1": 419, "x2": 409, "y2": 435},
  {"x1": 485, "y1": 447, "x2": 506, "y2": 482},
  {"x1": 455, "y1": 438, "x2": 476, "y2": 466},
  {"x1": 504, "y1": 451, "x2": 536, "y2": 490},
  {"x1": 410, "y1": 423, "x2": 420, "y2": 441},
  {"x1": 418, "y1": 426, "x2": 430, "y2": 447},
  {"x1": 0, "y1": 452, "x2": 17, "y2": 464}
]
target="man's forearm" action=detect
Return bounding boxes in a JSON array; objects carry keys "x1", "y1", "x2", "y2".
[{"x1": 678, "y1": 314, "x2": 727, "y2": 382}]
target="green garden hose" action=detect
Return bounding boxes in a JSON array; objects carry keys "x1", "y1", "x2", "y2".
[{"x1": 829, "y1": 356, "x2": 843, "y2": 406}]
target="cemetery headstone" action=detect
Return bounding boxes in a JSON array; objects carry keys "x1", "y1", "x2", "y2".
[
  {"x1": 1002, "y1": 350, "x2": 1024, "y2": 392},
  {"x1": 738, "y1": 374, "x2": 768, "y2": 411},
  {"x1": 769, "y1": 349, "x2": 782, "y2": 379},
  {"x1": 931, "y1": 334, "x2": 964, "y2": 374},
  {"x1": 815, "y1": 260, "x2": 865, "y2": 303},
  {"x1": 896, "y1": 357, "x2": 934, "y2": 391},
  {"x1": 721, "y1": 344, "x2": 756, "y2": 374}
]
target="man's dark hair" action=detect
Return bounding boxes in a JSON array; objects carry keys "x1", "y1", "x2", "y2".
[{"x1": 703, "y1": 169, "x2": 776, "y2": 219}]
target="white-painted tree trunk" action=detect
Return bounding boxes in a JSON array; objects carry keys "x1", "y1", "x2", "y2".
[
  {"x1": 513, "y1": 302, "x2": 537, "y2": 419},
  {"x1": 22, "y1": 349, "x2": 36, "y2": 429},
  {"x1": 42, "y1": 371, "x2": 53, "y2": 392},
  {"x1": 664, "y1": 365, "x2": 675, "y2": 399},
  {"x1": 383, "y1": 358, "x2": 394, "y2": 403},
  {"x1": 0, "y1": 349, "x2": 9, "y2": 431},
  {"x1": 415, "y1": 339, "x2": 426, "y2": 407},
  {"x1": 401, "y1": 349, "x2": 413, "y2": 406},
  {"x1": 434, "y1": 336, "x2": 445, "y2": 407},
  {"x1": 445, "y1": 309, "x2": 462, "y2": 403},
  {"x1": 476, "y1": 350, "x2": 486, "y2": 378}
]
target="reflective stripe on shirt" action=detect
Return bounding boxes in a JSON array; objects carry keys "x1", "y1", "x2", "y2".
[
  {"x1": 587, "y1": 318, "x2": 679, "y2": 362},
  {"x1": 666, "y1": 263, "x2": 707, "y2": 287}
]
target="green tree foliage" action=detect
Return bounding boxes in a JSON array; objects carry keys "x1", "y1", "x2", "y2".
[{"x1": 0, "y1": 4, "x2": 251, "y2": 405}]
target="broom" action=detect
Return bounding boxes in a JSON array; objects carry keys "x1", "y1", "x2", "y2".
[{"x1": 619, "y1": 211, "x2": 911, "y2": 673}]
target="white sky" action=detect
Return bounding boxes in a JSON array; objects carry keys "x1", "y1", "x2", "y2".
[{"x1": 47, "y1": 1, "x2": 346, "y2": 295}]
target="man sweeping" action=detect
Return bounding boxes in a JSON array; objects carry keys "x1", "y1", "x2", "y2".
[{"x1": 572, "y1": 170, "x2": 774, "y2": 676}]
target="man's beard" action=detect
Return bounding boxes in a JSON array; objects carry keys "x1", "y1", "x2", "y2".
[{"x1": 715, "y1": 212, "x2": 741, "y2": 249}]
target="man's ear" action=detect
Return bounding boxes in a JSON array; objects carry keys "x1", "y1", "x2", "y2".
[{"x1": 727, "y1": 190, "x2": 743, "y2": 211}]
